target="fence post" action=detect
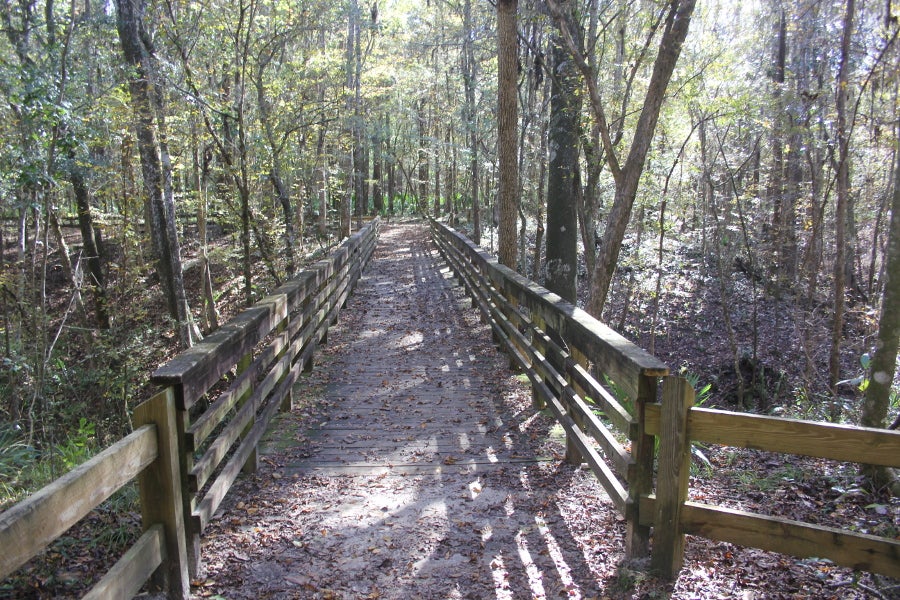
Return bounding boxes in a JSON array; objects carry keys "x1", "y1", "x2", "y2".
[
  {"x1": 652, "y1": 376, "x2": 694, "y2": 578},
  {"x1": 236, "y1": 350, "x2": 259, "y2": 474},
  {"x1": 530, "y1": 315, "x2": 548, "y2": 411},
  {"x1": 134, "y1": 388, "x2": 190, "y2": 599},
  {"x1": 625, "y1": 374, "x2": 658, "y2": 559}
]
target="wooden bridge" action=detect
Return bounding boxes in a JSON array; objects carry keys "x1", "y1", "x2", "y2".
[{"x1": 1, "y1": 219, "x2": 899, "y2": 598}]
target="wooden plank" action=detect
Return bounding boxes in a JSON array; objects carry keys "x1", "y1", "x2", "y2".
[
  {"x1": 0, "y1": 425, "x2": 157, "y2": 578},
  {"x1": 193, "y1": 361, "x2": 298, "y2": 532},
  {"x1": 83, "y1": 524, "x2": 166, "y2": 600},
  {"x1": 565, "y1": 358, "x2": 636, "y2": 438},
  {"x1": 431, "y1": 221, "x2": 668, "y2": 402},
  {"x1": 680, "y1": 501, "x2": 900, "y2": 579},
  {"x1": 644, "y1": 405, "x2": 900, "y2": 468},
  {"x1": 651, "y1": 377, "x2": 694, "y2": 579},
  {"x1": 134, "y1": 388, "x2": 190, "y2": 598}
]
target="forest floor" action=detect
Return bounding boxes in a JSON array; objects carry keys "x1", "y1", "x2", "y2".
[{"x1": 2, "y1": 219, "x2": 899, "y2": 598}]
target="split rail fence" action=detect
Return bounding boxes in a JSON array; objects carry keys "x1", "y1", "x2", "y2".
[
  {"x1": 0, "y1": 218, "x2": 379, "y2": 599},
  {"x1": 429, "y1": 217, "x2": 900, "y2": 580}
]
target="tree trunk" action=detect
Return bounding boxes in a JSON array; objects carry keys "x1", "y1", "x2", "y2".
[
  {"x1": 114, "y1": 0, "x2": 197, "y2": 347},
  {"x1": 829, "y1": 0, "x2": 854, "y2": 418},
  {"x1": 860, "y1": 122, "x2": 900, "y2": 493},
  {"x1": 544, "y1": 33, "x2": 580, "y2": 303},
  {"x1": 417, "y1": 99, "x2": 430, "y2": 214},
  {"x1": 586, "y1": 0, "x2": 695, "y2": 317},
  {"x1": 373, "y1": 126, "x2": 384, "y2": 214},
  {"x1": 462, "y1": 0, "x2": 480, "y2": 243},
  {"x1": 547, "y1": 0, "x2": 695, "y2": 317},
  {"x1": 497, "y1": 0, "x2": 518, "y2": 269},
  {"x1": 68, "y1": 152, "x2": 109, "y2": 329}
]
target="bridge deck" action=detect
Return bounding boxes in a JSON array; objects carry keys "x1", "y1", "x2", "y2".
[{"x1": 199, "y1": 222, "x2": 616, "y2": 598}]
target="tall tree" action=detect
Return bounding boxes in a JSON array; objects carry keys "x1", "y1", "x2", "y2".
[
  {"x1": 547, "y1": 0, "x2": 696, "y2": 317},
  {"x1": 544, "y1": 29, "x2": 580, "y2": 303},
  {"x1": 461, "y1": 0, "x2": 481, "y2": 243},
  {"x1": 860, "y1": 121, "x2": 900, "y2": 493},
  {"x1": 114, "y1": 0, "x2": 198, "y2": 347},
  {"x1": 830, "y1": 0, "x2": 855, "y2": 413},
  {"x1": 497, "y1": 0, "x2": 518, "y2": 268}
]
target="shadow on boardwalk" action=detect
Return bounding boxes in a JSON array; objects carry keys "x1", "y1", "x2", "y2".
[{"x1": 198, "y1": 222, "x2": 624, "y2": 599}]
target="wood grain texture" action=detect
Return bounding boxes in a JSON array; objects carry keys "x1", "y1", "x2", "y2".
[
  {"x1": 134, "y1": 388, "x2": 189, "y2": 597},
  {"x1": 0, "y1": 425, "x2": 157, "y2": 578},
  {"x1": 83, "y1": 524, "x2": 166, "y2": 600},
  {"x1": 681, "y1": 502, "x2": 900, "y2": 579},
  {"x1": 651, "y1": 377, "x2": 694, "y2": 579},
  {"x1": 644, "y1": 404, "x2": 900, "y2": 467}
]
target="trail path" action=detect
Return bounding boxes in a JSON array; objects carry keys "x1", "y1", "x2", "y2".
[{"x1": 198, "y1": 222, "x2": 617, "y2": 599}]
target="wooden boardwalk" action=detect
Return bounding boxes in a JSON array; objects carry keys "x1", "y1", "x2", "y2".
[
  {"x1": 199, "y1": 222, "x2": 615, "y2": 599},
  {"x1": 294, "y1": 223, "x2": 546, "y2": 478}
]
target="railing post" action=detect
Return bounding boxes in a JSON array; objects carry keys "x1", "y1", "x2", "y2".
[
  {"x1": 652, "y1": 376, "x2": 694, "y2": 578},
  {"x1": 134, "y1": 388, "x2": 190, "y2": 599},
  {"x1": 171, "y1": 394, "x2": 202, "y2": 579},
  {"x1": 236, "y1": 350, "x2": 259, "y2": 474},
  {"x1": 626, "y1": 373, "x2": 658, "y2": 559},
  {"x1": 530, "y1": 315, "x2": 549, "y2": 411}
]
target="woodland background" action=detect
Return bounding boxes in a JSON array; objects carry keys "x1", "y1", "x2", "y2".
[{"x1": 1, "y1": 0, "x2": 900, "y2": 506}]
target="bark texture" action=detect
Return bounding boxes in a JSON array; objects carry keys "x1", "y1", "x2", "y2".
[
  {"x1": 497, "y1": 0, "x2": 518, "y2": 269},
  {"x1": 115, "y1": 0, "x2": 196, "y2": 347},
  {"x1": 860, "y1": 117, "x2": 900, "y2": 492},
  {"x1": 544, "y1": 35, "x2": 580, "y2": 303}
]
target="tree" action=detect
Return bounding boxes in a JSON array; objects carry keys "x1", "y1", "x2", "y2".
[
  {"x1": 830, "y1": 0, "x2": 855, "y2": 416},
  {"x1": 497, "y1": 0, "x2": 518, "y2": 269},
  {"x1": 546, "y1": 0, "x2": 696, "y2": 317},
  {"x1": 544, "y1": 27, "x2": 580, "y2": 303},
  {"x1": 859, "y1": 118, "x2": 900, "y2": 493},
  {"x1": 114, "y1": 0, "x2": 198, "y2": 347},
  {"x1": 461, "y1": 0, "x2": 481, "y2": 243}
]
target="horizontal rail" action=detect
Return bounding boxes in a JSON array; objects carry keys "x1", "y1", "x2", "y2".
[
  {"x1": 0, "y1": 424, "x2": 158, "y2": 578},
  {"x1": 83, "y1": 524, "x2": 166, "y2": 600},
  {"x1": 644, "y1": 403, "x2": 900, "y2": 467},
  {"x1": 639, "y1": 496, "x2": 900, "y2": 579}
]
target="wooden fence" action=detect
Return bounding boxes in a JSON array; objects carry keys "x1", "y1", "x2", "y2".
[
  {"x1": 429, "y1": 218, "x2": 669, "y2": 557},
  {"x1": 0, "y1": 389, "x2": 189, "y2": 598},
  {"x1": 0, "y1": 218, "x2": 380, "y2": 599},
  {"x1": 429, "y1": 217, "x2": 900, "y2": 581}
]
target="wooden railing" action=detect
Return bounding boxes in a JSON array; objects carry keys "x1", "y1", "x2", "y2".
[
  {"x1": 151, "y1": 217, "x2": 379, "y2": 579},
  {"x1": 429, "y1": 218, "x2": 669, "y2": 558},
  {"x1": 429, "y1": 218, "x2": 900, "y2": 581},
  {"x1": 0, "y1": 389, "x2": 189, "y2": 598},
  {"x1": 644, "y1": 383, "x2": 900, "y2": 578},
  {"x1": 0, "y1": 218, "x2": 380, "y2": 598}
]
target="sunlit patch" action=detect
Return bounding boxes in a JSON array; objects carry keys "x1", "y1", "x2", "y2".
[
  {"x1": 458, "y1": 432, "x2": 470, "y2": 450},
  {"x1": 485, "y1": 446, "x2": 498, "y2": 463},
  {"x1": 481, "y1": 523, "x2": 493, "y2": 543},
  {"x1": 504, "y1": 495, "x2": 515, "y2": 516},
  {"x1": 518, "y1": 411, "x2": 542, "y2": 433},
  {"x1": 489, "y1": 553, "x2": 513, "y2": 599},
  {"x1": 515, "y1": 528, "x2": 546, "y2": 598},
  {"x1": 391, "y1": 330, "x2": 423, "y2": 350},
  {"x1": 468, "y1": 479, "x2": 482, "y2": 500},
  {"x1": 535, "y1": 514, "x2": 581, "y2": 597}
]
